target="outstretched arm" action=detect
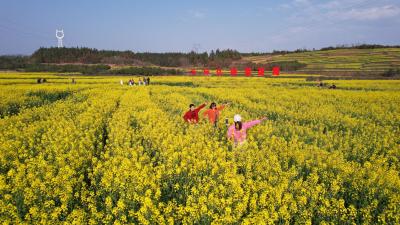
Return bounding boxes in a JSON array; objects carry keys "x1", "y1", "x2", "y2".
[
  {"x1": 243, "y1": 120, "x2": 261, "y2": 129},
  {"x1": 195, "y1": 103, "x2": 207, "y2": 112},
  {"x1": 217, "y1": 102, "x2": 230, "y2": 111},
  {"x1": 243, "y1": 117, "x2": 267, "y2": 129},
  {"x1": 217, "y1": 105, "x2": 225, "y2": 111}
]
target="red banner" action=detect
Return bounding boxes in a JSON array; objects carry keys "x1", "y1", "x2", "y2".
[
  {"x1": 272, "y1": 67, "x2": 280, "y2": 76},
  {"x1": 189, "y1": 68, "x2": 279, "y2": 77},
  {"x1": 258, "y1": 68, "x2": 265, "y2": 76},
  {"x1": 216, "y1": 68, "x2": 223, "y2": 76},
  {"x1": 230, "y1": 68, "x2": 237, "y2": 76},
  {"x1": 245, "y1": 67, "x2": 252, "y2": 77}
]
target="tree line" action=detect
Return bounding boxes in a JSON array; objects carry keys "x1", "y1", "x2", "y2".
[
  {"x1": 1, "y1": 44, "x2": 399, "y2": 74},
  {"x1": 0, "y1": 56, "x2": 29, "y2": 70},
  {"x1": 29, "y1": 47, "x2": 242, "y2": 68},
  {"x1": 25, "y1": 64, "x2": 182, "y2": 75}
]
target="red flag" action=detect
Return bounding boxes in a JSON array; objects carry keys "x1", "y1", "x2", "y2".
[
  {"x1": 216, "y1": 68, "x2": 223, "y2": 76},
  {"x1": 272, "y1": 67, "x2": 280, "y2": 76},
  {"x1": 245, "y1": 67, "x2": 252, "y2": 77},
  {"x1": 230, "y1": 68, "x2": 237, "y2": 76},
  {"x1": 258, "y1": 67, "x2": 265, "y2": 76}
]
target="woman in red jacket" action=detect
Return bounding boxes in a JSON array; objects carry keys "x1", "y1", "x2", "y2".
[{"x1": 183, "y1": 102, "x2": 207, "y2": 123}]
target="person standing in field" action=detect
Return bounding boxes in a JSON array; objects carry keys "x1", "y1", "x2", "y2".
[
  {"x1": 143, "y1": 77, "x2": 147, "y2": 85},
  {"x1": 227, "y1": 114, "x2": 267, "y2": 146},
  {"x1": 183, "y1": 102, "x2": 207, "y2": 124},
  {"x1": 203, "y1": 102, "x2": 229, "y2": 127},
  {"x1": 147, "y1": 77, "x2": 150, "y2": 85}
]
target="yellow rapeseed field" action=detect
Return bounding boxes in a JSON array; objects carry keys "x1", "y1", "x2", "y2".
[{"x1": 0, "y1": 72, "x2": 399, "y2": 224}]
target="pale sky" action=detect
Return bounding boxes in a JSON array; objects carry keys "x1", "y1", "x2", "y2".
[{"x1": 0, "y1": 0, "x2": 399, "y2": 54}]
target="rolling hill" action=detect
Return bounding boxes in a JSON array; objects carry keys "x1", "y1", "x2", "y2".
[{"x1": 243, "y1": 48, "x2": 400, "y2": 75}]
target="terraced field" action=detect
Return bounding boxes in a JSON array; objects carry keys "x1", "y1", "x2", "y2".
[{"x1": 244, "y1": 48, "x2": 400, "y2": 73}]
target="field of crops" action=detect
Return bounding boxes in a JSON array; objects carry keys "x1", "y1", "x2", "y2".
[
  {"x1": 244, "y1": 48, "x2": 400, "y2": 73},
  {"x1": 0, "y1": 72, "x2": 399, "y2": 224}
]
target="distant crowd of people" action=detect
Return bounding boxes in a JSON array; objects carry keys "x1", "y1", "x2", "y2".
[
  {"x1": 317, "y1": 81, "x2": 337, "y2": 89},
  {"x1": 36, "y1": 77, "x2": 152, "y2": 85},
  {"x1": 120, "y1": 77, "x2": 151, "y2": 86}
]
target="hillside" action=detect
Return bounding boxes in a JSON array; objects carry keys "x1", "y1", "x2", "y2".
[
  {"x1": 243, "y1": 48, "x2": 400, "y2": 75},
  {"x1": 1, "y1": 47, "x2": 400, "y2": 77}
]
